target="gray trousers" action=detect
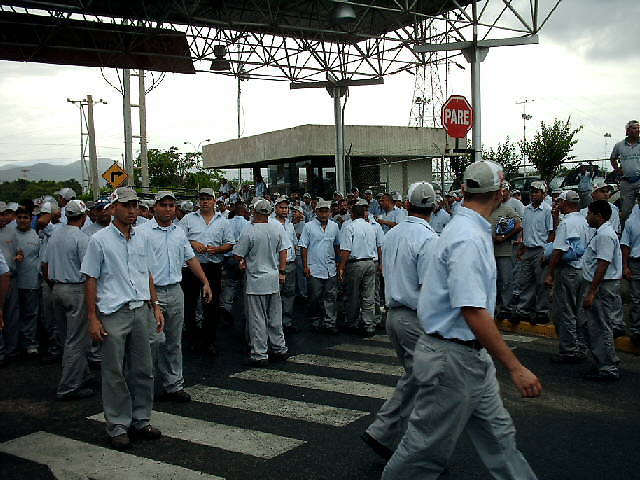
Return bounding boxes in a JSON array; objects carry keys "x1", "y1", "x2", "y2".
[
  {"x1": 100, "y1": 303, "x2": 155, "y2": 437},
  {"x1": 628, "y1": 258, "x2": 640, "y2": 335},
  {"x1": 495, "y1": 256, "x2": 515, "y2": 314},
  {"x1": 620, "y1": 179, "x2": 640, "y2": 220},
  {"x1": 152, "y1": 284, "x2": 185, "y2": 394},
  {"x1": 344, "y1": 260, "x2": 376, "y2": 330},
  {"x1": 41, "y1": 280, "x2": 62, "y2": 355},
  {"x1": 308, "y1": 275, "x2": 338, "y2": 328},
  {"x1": 296, "y1": 253, "x2": 307, "y2": 297},
  {"x1": 366, "y1": 306, "x2": 422, "y2": 450},
  {"x1": 552, "y1": 265, "x2": 586, "y2": 355},
  {"x1": 577, "y1": 279, "x2": 620, "y2": 374},
  {"x1": 18, "y1": 288, "x2": 40, "y2": 350},
  {"x1": 383, "y1": 334, "x2": 537, "y2": 480},
  {"x1": 280, "y1": 262, "x2": 297, "y2": 327},
  {"x1": 245, "y1": 293, "x2": 287, "y2": 361},
  {"x1": 374, "y1": 262, "x2": 385, "y2": 326},
  {"x1": 513, "y1": 247, "x2": 550, "y2": 318},
  {"x1": 221, "y1": 258, "x2": 245, "y2": 322},
  {"x1": 0, "y1": 278, "x2": 19, "y2": 360},
  {"x1": 53, "y1": 283, "x2": 91, "y2": 397}
]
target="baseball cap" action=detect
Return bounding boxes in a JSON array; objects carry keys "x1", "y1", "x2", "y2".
[
  {"x1": 563, "y1": 190, "x2": 580, "y2": 203},
  {"x1": 95, "y1": 198, "x2": 110, "y2": 210},
  {"x1": 530, "y1": 180, "x2": 547, "y2": 192},
  {"x1": 40, "y1": 201, "x2": 60, "y2": 214},
  {"x1": 392, "y1": 193, "x2": 403, "y2": 201},
  {"x1": 254, "y1": 199, "x2": 273, "y2": 215},
  {"x1": 198, "y1": 188, "x2": 215, "y2": 197},
  {"x1": 292, "y1": 205, "x2": 304, "y2": 214},
  {"x1": 109, "y1": 187, "x2": 138, "y2": 205},
  {"x1": 303, "y1": 193, "x2": 312, "y2": 199},
  {"x1": 316, "y1": 200, "x2": 332, "y2": 209},
  {"x1": 364, "y1": 189, "x2": 373, "y2": 195},
  {"x1": 179, "y1": 200, "x2": 194, "y2": 212},
  {"x1": 6, "y1": 202, "x2": 18, "y2": 211},
  {"x1": 463, "y1": 160, "x2": 504, "y2": 193},
  {"x1": 512, "y1": 189, "x2": 521, "y2": 195},
  {"x1": 275, "y1": 196, "x2": 290, "y2": 205},
  {"x1": 592, "y1": 179, "x2": 610, "y2": 192},
  {"x1": 65, "y1": 199, "x2": 87, "y2": 217},
  {"x1": 355, "y1": 198, "x2": 368, "y2": 206},
  {"x1": 57, "y1": 187, "x2": 76, "y2": 200},
  {"x1": 155, "y1": 191, "x2": 176, "y2": 202},
  {"x1": 408, "y1": 182, "x2": 437, "y2": 208}
]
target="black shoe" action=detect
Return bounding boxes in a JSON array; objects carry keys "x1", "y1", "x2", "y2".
[
  {"x1": 269, "y1": 351, "x2": 291, "y2": 363},
  {"x1": 362, "y1": 328, "x2": 376, "y2": 338},
  {"x1": 110, "y1": 433, "x2": 132, "y2": 450},
  {"x1": 582, "y1": 369, "x2": 620, "y2": 382},
  {"x1": 157, "y1": 389, "x2": 191, "y2": 403},
  {"x1": 242, "y1": 358, "x2": 269, "y2": 368},
  {"x1": 88, "y1": 361, "x2": 102, "y2": 371},
  {"x1": 531, "y1": 315, "x2": 550, "y2": 325},
  {"x1": 631, "y1": 333, "x2": 640, "y2": 345},
  {"x1": 360, "y1": 432, "x2": 393, "y2": 460},
  {"x1": 129, "y1": 425, "x2": 162, "y2": 441},
  {"x1": 324, "y1": 326, "x2": 339, "y2": 336},
  {"x1": 283, "y1": 325, "x2": 300, "y2": 334},
  {"x1": 57, "y1": 387, "x2": 95, "y2": 401},
  {"x1": 550, "y1": 353, "x2": 586, "y2": 364},
  {"x1": 614, "y1": 328, "x2": 627, "y2": 339}
]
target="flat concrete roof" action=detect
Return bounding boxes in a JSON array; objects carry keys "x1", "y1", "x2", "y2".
[{"x1": 202, "y1": 124, "x2": 458, "y2": 169}]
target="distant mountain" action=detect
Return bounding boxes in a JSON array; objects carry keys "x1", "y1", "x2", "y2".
[{"x1": 0, "y1": 158, "x2": 116, "y2": 184}]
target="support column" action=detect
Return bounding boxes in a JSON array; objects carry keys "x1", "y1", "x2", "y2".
[
  {"x1": 138, "y1": 70, "x2": 149, "y2": 191},
  {"x1": 122, "y1": 69, "x2": 134, "y2": 186},
  {"x1": 86, "y1": 95, "x2": 99, "y2": 200},
  {"x1": 332, "y1": 87, "x2": 347, "y2": 195}
]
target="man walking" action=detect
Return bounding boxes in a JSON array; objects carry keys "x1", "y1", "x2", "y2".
[{"x1": 272, "y1": 197, "x2": 298, "y2": 333}]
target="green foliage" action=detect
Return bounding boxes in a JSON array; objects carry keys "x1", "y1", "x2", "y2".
[
  {"x1": 483, "y1": 137, "x2": 521, "y2": 180},
  {"x1": 0, "y1": 179, "x2": 82, "y2": 202},
  {"x1": 520, "y1": 118, "x2": 583, "y2": 184},
  {"x1": 133, "y1": 147, "x2": 225, "y2": 191}
]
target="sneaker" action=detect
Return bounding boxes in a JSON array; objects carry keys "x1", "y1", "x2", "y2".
[
  {"x1": 361, "y1": 432, "x2": 393, "y2": 460},
  {"x1": 157, "y1": 389, "x2": 191, "y2": 403},
  {"x1": 129, "y1": 425, "x2": 162, "y2": 441},
  {"x1": 550, "y1": 353, "x2": 586, "y2": 364},
  {"x1": 56, "y1": 388, "x2": 95, "y2": 401},
  {"x1": 110, "y1": 433, "x2": 131, "y2": 450},
  {"x1": 242, "y1": 358, "x2": 269, "y2": 368},
  {"x1": 582, "y1": 369, "x2": 620, "y2": 382}
]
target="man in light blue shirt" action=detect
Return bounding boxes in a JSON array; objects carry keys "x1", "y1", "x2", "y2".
[
  {"x1": 577, "y1": 200, "x2": 622, "y2": 381},
  {"x1": 376, "y1": 193, "x2": 403, "y2": 233},
  {"x1": 429, "y1": 197, "x2": 450, "y2": 233},
  {"x1": 138, "y1": 191, "x2": 212, "y2": 403},
  {"x1": 622, "y1": 192, "x2": 640, "y2": 343},
  {"x1": 81, "y1": 187, "x2": 165, "y2": 451},
  {"x1": 383, "y1": 161, "x2": 540, "y2": 480},
  {"x1": 300, "y1": 200, "x2": 340, "y2": 334},
  {"x1": 512, "y1": 180, "x2": 553, "y2": 324},
  {"x1": 364, "y1": 189, "x2": 382, "y2": 216},
  {"x1": 221, "y1": 202, "x2": 250, "y2": 328},
  {"x1": 363, "y1": 182, "x2": 438, "y2": 461},
  {"x1": 0, "y1": 250, "x2": 8, "y2": 335},
  {"x1": 0, "y1": 203, "x2": 19, "y2": 365},
  {"x1": 577, "y1": 163, "x2": 595, "y2": 208},
  {"x1": 271, "y1": 197, "x2": 298, "y2": 333}
]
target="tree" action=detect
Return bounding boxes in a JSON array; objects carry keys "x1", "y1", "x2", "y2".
[
  {"x1": 520, "y1": 118, "x2": 583, "y2": 184},
  {"x1": 0, "y1": 179, "x2": 82, "y2": 203},
  {"x1": 483, "y1": 137, "x2": 521, "y2": 180}
]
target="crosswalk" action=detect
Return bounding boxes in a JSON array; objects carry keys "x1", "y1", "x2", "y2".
[{"x1": 0, "y1": 336, "x2": 403, "y2": 479}]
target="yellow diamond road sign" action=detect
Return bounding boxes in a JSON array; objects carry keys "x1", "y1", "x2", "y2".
[{"x1": 102, "y1": 163, "x2": 128, "y2": 188}]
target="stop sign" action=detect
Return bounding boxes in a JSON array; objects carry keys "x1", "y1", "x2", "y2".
[{"x1": 441, "y1": 95, "x2": 474, "y2": 138}]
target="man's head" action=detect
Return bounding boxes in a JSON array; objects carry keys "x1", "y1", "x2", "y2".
[
  {"x1": 198, "y1": 188, "x2": 216, "y2": 213},
  {"x1": 2, "y1": 202, "x2": 18, "y2": 223},
  {"x1": 154, "y1": 191, "x2": 177, "y2": 225},
  {"x1": 110, "y1": 187, "x2": 139, "y2": 226},
  {"x1": 253, "y1": 199, "x2": 272, "y2": 222},
  {"x1": 626, "y1": 120, "x2": 640, "y2": 141},
  {"x1": 352, "y1": 199, "x2": 367, "y2": 219},
  {"x1": 65, "y1": 199, "x2": 87, "y2": 225},
  {"x1": 15, "y1": 207, "x2": 32, "y2": 231},
  {"x1": 529, "y1": 181, "x2": 547, "y2": 206},
  {"x1": 462, "y1": 160, "x2": 505, "y2": 213},
  {"x1": 591, "y1": 180, "x2": 611, "y2": 202},
  {"x1": 0, "y1": 202, "x2": 12, "y2": 227},
  {"x1": 275, "y1": 197, "x2": 290, "y2": 219},
  {"x1": 407, "y1": 182, "x2": 436, "y2": 218},
  {"x1": 380, "y1": 193, "x2": 394, "y2": 212},
  {"x1": 94, "y1": 199, "x2": 112, "y2": 226},
  {"x1": 57, "y1": 187, "x2": 76, "y2": 207},
  {"x1": 561, "y1": 190, "x2": 580, "y2": 214},
  {"x1": 234, "y1": 201, "x2": 249, "y2": 219},
  {"x1": 512, "y1": 189, "x2": 522, "y2": 201},
  {"x1": 586, "y1": 199, "x2": 612, "y2": 229},
  {"x1": 364, "y1": 189, "x2": 373, "y2": 201},
  {"x1": 315, "y1": 199, "x2": 332, "y2": 223}
]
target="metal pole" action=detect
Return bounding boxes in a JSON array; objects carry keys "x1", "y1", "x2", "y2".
[
  {"x1": 122, "y1": 69, "x2": 134, "y2": 186},
  {"x1": 237, "y1": 73, "x2": 242, "y2": 186},
  {"x1": 333, "y1": 88, "x2": 346, "y2": 194},
  {"x1": 78, "y1": 106, "x2": 87, "y2": 192},
  {"x1": 86, "y1": 95, "x2": 99, "y2": 200},
  {"x1": 470, "y1": 2, "x2": 482, "y2": 162},
  {"x1": 138, "y1": 70, "x2": 149, "y2": 191}
]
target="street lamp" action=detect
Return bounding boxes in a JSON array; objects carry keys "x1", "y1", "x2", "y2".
[{"x1": 183, "y1": 139, "x2": 211, "y2": 152}]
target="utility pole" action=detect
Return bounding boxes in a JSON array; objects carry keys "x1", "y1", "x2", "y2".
[
  {"x1": 237, "y1": 69, "x2": 243, "y2": 185},
  {"x1": 122, "y1": 69, "x2": 134, "y2": 186},
  {"x1": 137, "y1": 70, "x2": 149, "y2": 191},
  {"x1": 516, "y1": 98, "x2": 534, "y2": 172}
]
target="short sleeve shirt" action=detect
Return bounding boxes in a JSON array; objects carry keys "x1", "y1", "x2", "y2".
[
  {"x1": 611, "y1": 139, "x2": 640, "y2": 178},
  {"x1": 552, "y1": 212, "x2": 590, "y2": 269},
  {"x1": 621, "y1": 212, "x2": 640, "y2": 258},
  {"x1": 340, "y1": 218, "x2": 378, "y2": 260},
  {"x1": 522, "y1": 202, "x2": 553, "y2": 247},
  {"x1": 488, "y1": 203, "x2": 521, "y2": 257},
  {"x1": 15, "y1": 229, "x2": 41, "y2": 289},
  {"x1": 298, "y1": 219, "x2": 340, "y2": 279},
  {"x1": 580, "y1": 221, "x2": 622, "y2": 281},
  {"x1": 45, "y1": 224, "x2": 89, "y2": 283},
  {"x1": 180, "y1": 211, "x2": 235, "y2": 264}
]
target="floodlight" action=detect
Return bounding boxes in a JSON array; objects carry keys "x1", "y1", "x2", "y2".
[{"x1": 331, "y1": 4, "x2": 356, "y2": 25}]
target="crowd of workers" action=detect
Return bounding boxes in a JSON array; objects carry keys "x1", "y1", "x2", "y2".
[{"x1": 0, "y1": 120, "x2": 637, "y2": 477}]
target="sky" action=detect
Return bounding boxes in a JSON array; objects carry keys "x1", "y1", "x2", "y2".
[{"x1": 0, "y1": 0, "x2": 637, "y2": 174}]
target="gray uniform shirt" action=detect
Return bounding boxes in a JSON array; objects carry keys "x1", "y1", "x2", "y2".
[
  {"x1": 611, "y1": 139, "x2": 640, "y2": 178},
  {"x1": 82, "y1": 221, "x2": 109, "y2": 237},
  {"x1": 0, "y1": 223, "x2": 17, "y2": 272},
  {"x1": 15, "y1": 229, "x2": 41, "y2": 289},
  {"x1": 45, "y1": 224, "x2": 89, "y2": 283}
]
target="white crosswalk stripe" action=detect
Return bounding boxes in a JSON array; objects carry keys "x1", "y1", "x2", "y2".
[
  {"x1": 189, "y1": 385, "x2": 369, "y2": 426},
  {"x1": 88, "y1": 410, "x2": 306, "y2": 459},
  {"x1": 0, "y1": 431, "x2": 224, "y2": 480},
  {"x1": 231, "y1": 368, "x2": 394, "y2": 400},
  {"x1": 289, "y1": 353, "x2": 403, "y2": 376},
  {"x1": 328, "y1": 343, "x2": 395, "y2": 357}
]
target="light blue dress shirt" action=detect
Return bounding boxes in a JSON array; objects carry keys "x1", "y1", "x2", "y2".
[
  {"x1": 429, "y1": 209, "x2": 451, "y2": 234},
  {"x1": 368, "y1": 199, "x2": 382, "y2": 217},
  {"x1": 80, "y1": 224, "x2": 154, "y2": 315},
  {"x1": 82, "y1": 221, "x2": 108, "y2": 237},
  {"x1": 384, "y1": 216, "x2": 438, "y2": 310},
  {"x1": 180, "y1": 211, "x2": 235, "y2": 264},
  {"x1": 298, "y1": 219, "x2": 340, "y2": 279},
  {"x1": 44, "y1": 224, "x2": 89, "y2": 283},
  {"x1": 137, "y1": 219, "x2": 195, "y2": 286},
  {"x1": 621, "y1": 211, "x2": 640, "y2": 258},
  {"x1": 0, "y1": 250, "x2": 9, "y2": 276},
  {"x1": 417, "y1": 207, "x2": 496, "y2": 341},
  {"x1": 522, "y1": 202, "x2": 553, "y2": 247},
  {"x1": 577, "y1": 171, "x2": 593, "y2": 192},
  {"x1": 504, "y1": 197, "x2": 524, "y2": 217},
  {"x1": 340, "y1": 218, "x2": 378, "y2": 260},
  {"x1": 580, "y1": 203, "x2": 620, "y2": 235},
  {"x1": 377, "y1": 207, "x2": 404, "y2": 233},
  {"x1": 15, "y1": 229, "x2": 41, "y2": 289},
  {"x1": 552, "y1": 212, "x2": 590, "y2": 269},
  {"x1": 269, "y1": 217, "x2": 296, "y2": 262},
  {"x1": 580, "y1": 221, "x2": 622, "y2": 281},
  {"x1": 225, "y1": 216, "x2": 250, "y2": 257}
]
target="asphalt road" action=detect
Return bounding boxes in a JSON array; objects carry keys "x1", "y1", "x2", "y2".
[{"x1": 1, "y1": 309, "x2": 640, "y2": 480}]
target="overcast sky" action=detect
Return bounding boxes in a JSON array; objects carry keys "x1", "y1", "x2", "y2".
[{"x1": 0, "y1": 0, "x2": 637, "y2": 173}]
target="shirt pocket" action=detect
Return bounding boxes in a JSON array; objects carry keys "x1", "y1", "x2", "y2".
[{"x1": 130, "y1": 245, "x2": 149, "y2": 274}]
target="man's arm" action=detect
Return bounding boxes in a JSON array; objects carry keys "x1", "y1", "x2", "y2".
[
  {"x1": 186, "y1": 257, "x2": 213, "y2": 302},
  {"x1": 0, "y1": 272, "x2": 9, "y2": 330},
  {"x1": 338, "y1": 250, "x2": 350, "y2": 281},
  {"x1": 583, "y1": 260, "x2": 610, "y2": 309},
  {"x1": 622, "y1": 245, "x2": 632, "y2": 280},
  {"x1": 544, "y1": 250, "x2": 564, "y2": 286},
  {"x1": 278, "y1": 249, "x2": 287, "y2": 285},
  {"x1": 301, "y1": 247, "x2": 311, "y2": 277},
  {"x1": 149, "y1": 274, "x2": 165, "y2": 333},
  {"x1": 462, "y1": 307, "x2": 542, "y2": 398},
  {"x1": 86, "y1": 277, "x2": 107, "y2": 341}
]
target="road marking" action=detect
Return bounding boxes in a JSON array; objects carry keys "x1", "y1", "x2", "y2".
[
  {"x1": 231, "y1": 369, "x2": 394, "y2": 400},
  {"x1": 189, "y1": 385, "x2": 368, "y2": 427},
  {"x1": 328, "y1": 343, "x2": 395, "y2": 357},
  {"x1": 0, "y1": 431, "x2": 224, "y2": 480},
  {"x1": 502, "y1": 334, "x2": 536, "y2": 343},
  {"x1": 289, "y1": 353, "x2": 403, "y2": 376},
  {"x1": 88, "y1": 410, "x2": 305, "y2": 459}
]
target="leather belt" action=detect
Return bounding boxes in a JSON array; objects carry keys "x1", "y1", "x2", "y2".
[
  {"x1": 428, "y1": 332, "x2": 482, "y2": 351},
  {"x1": 347, "y1": 258, "x2": 373, "y2": 264}
]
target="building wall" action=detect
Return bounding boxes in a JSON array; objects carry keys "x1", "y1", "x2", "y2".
[{"x1": 382, "y1": 158, "x2": 433, "y2": 195}]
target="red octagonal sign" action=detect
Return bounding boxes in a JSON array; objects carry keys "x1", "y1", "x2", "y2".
[{"x1": 441, "y1": 95, "x2": 474, "y2": 138}]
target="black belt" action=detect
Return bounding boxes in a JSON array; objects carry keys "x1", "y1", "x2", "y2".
[
  {"x1": 53, "y1": 281, "x2": 85, "y2": 285},
  {"x1": 428, "y1": 332, "x2": 482, "y2": 350},
  {"x1": 347, "y1": 258, "x2": 373, "y2": 264}
]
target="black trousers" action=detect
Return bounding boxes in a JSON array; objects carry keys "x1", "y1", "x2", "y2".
[{"x1": 181, "y1": 263, "x2": 221, "y2": 349}]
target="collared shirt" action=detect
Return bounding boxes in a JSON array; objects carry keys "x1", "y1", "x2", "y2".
[
  {"x1": 577, "y1": 171, "x2": 593, "y2": 192},
  {"x1": 180, "y1": 211, "x2": 235, "y2": 264},
  {"x1": 38, "y1": 222, "x2": 63, "y2": 264},
  {"x1": 580, "y1": 221, "x2": 622, "y2": 281},
  {"x1": 15, "y1": 229, "x2": 41, "y2": 289},
  {"x1": 522, "y1": 202, "x2": 553, "y2": 247},
  {"x1": 552, "y1": 211, "x2": 590, "y2": 269},
  {"x1": 233, "y1": 221, "x2": 286, "y2": 295},
  {"x1": 340, "y1": 218, "x2": 378, "y2": 260},
  {"x1": 44, "y1": 224, "x2": 89, "y2": 283},
  {"x1": 269, "y1": 217, "x2": 296, "y2": 262},
  {"x1": 137, "y1": 218, "x2": 195, "y2": 286},
  {"x1": 417, "y1": 206, "x2": 496, "y2": 341},
  {"x1": 135, "y1": 216, "x2": 148, "y2": 226},
  {"x1": 0, "y1": 250, "x2": 8, "y2": 276},
  {"x1": 255, "y1": 181, "x2": 267, "y2": 198},
  {"x1": 384, "y1": 216, "x2": 438, "y2": 310},
  {"x1": 580, "y1": 202, "x2": 620, "y2": 235},
  {"x1": 429, "y1": 209, "x2": 451, "y2": 234},
  {"x1": 543, "y1": 195, "x2": 553, "y2": 207},
  {"x1": 488, "y1": 203, "x2": 522, "y2": 257},
  {"x1": 377, "y1": 207, "x2": 405, "y2": 234},
  {"x1": 0, "y1": 223, "x2": 17, "y2": 272},
  {"x1": 611, "y1": 138, "x2": 640, "y2": 178},
  {"x1": 80, "y1": 224, "x2": 153, "y2": 315},
  {"x1": 504, "y1": 197, "x2": 525, "y2": 217},
  {"x1": 368, "y1": 199, "x2": 382, "y2": 217},
  {"x1": 621, "y1": 211, "x2": 640, "y2": 258},
  {"x1": 225, "y1": 215, "x2": 250, "y2": 257},
  {"x1": 298, "y1": 218, "x2": 340, "y2": 279},
  {"x1": 82, "y1": 221, "x2": 109, "y2": 237}
]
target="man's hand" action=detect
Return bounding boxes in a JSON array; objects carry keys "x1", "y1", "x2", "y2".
[
  {"x1": 88, "y1": 316, "x2": 107, "y2": 342},
  {"x1": 583, "y1": 291, "x2": 596, "y2": 309},
  {"x1": 192, "y1": 241, "x2": 208, "y2": 254},
  {"x1": 516, "y1": 246, "x2": 525, "y2": 261},
  {"x1": 206, "y1": 245, "x2": 218, "y2": 255},
  {"x1": 153, "y1": 305, "x2": 165, "y2": 333},
  {"x1": 509, "y1": 365, "x2": 542, "y2": 398},
  {"x1": 338, "y1": 265, "x2": 345, "y2": 282},
  {"x1": 624, "y1": 266, "x2": 633, "y2": 281},
  {"x1": 279, "y1": 272, "x2": 286, "y2": 286},
  {"x1": 304, "y1": 266, "x2": 311, "y2": 278},
  {"x1": 15, "y1": 250, "x2": 24, "y2": 263},
  {"x1": 544, "y1": 274, "x2": 554, "y2": 287},
  {"x1": 238, "y1": 258, "x2": 247, "y2": 270},
  {"x1": 202, "y1": 283, "x2": 213, "y2": 303}
]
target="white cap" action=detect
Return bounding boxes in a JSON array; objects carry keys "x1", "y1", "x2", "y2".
[
  {"x1": 463, "y1": 161, "x2": 504, "y2": 193},
  {"x1": 65, "y1": 199, "x2": 87, "y2": 217},
  {"x1": 408, "y1": 182, "x2": 437, "y2": 208},
  {"x1": 57, "y1": 187, "x2": 76, "y2": 200}
]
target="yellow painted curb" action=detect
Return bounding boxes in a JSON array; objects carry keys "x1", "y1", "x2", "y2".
[{"x1": 497, "y1": 320, "x2": 640, "y2": 355}]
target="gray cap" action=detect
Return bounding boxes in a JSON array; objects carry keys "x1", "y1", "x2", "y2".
[
  {"x1": 316, "y1": 200, "x2": 332, "y2": 209},
  {"x1": 392, "y1": 193, "x2": 403, "y2": 201},
  {"x1": 463, "y1": 161, "x2": 504, "y2": 193},
  {"x1": 563, "y1": 190, "x2": 580, "y2": 203},
  {"x1": 198, "y1": 187, "x2": 215, "y2": 197},
  {"x1": 65, "y1": 199, "x2": 88, "y2": 217},
  {"x1": 355, "y1": 198, "x2": 369, "y2": 206},
  {"x1": 292, "y1": 205, "x2": 304, "y2": 214},
  {"x1": 57, "y1": 187, "x2": 76, "y2": 200},
  {"x1": 0, "y1": 201, "x2": 6, "y2": 213},
  {"x1": 408, "y1": 182, "x2": 437, "y2": 208},
  {"x1": 155, "y1": 191, "x2": 176, "y2": 202},
  {"x1": 303, "y1": 193, "x2": 311, "y2": 199},
  {"x1": 364, "y1": 189, "x2": 373, "y2": 195},
  {"x1": 254, "y1": 199, "x2": 273, "y2": 215},
  {"x1": 275, "y1": 196, "x2": 290, "y2": 205},
  {"x1": 530, "y1": 180, "x2": 547, "y2": 192},
  {"x1": 179, "y1": 200, "x2": 194, "y2": 212},
  {"x1": 110, "y1": 187, "x2": 138, "y2": 205},
  {"x1": 6, "y1": 202, "x2": 18, "y2": 211},
  {"x1": 592, "y1": 179, "x2": 610, "y2": 192},
  {"x1": 40, "y1": 201, "x2": 60, "y2": 214}
]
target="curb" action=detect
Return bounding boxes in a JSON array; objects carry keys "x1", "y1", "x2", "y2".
[{"x1": 497, "y1": 320, "x2": 640, "y2": 355}]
